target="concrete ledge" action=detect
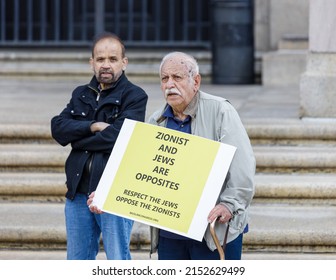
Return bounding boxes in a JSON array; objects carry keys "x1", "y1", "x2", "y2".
[
  {"x1": 254, "y1": 173, "x2": 336, "y2": 199},
  {"x1": 0, "y1": 173, "x2": 65, "y2": 197},
  {"x1": 0, "y1": 202, "x2": 150, "y2": 249},
  {"x1": 0, "y1": 124, "x2": 53, "y2": 143},
  {"x1": 254, "y1": 146, "x2": 336, "y2": 172},
  {"x1": 1, "y1": 249, "x2": 335, "y2": 260},
  {"x1": 0, "y1": 144, "x2": 69, "y2": 171},
  {"x1": 0, "y1": 203, "x2": 65, "y2": 248},
  {"x1": 245, "y1": 118, "x2": 336, "y2": 143},
  {"x1": 0, "y1": 50, "x2": 212, "y2": 82},
  {"x1": 300, "y1": 53, "x2": 336, "y2": 117},
  {"x1": 262, "y1": 50, "x2": 307, "y2": 86},
  {"x1": 1, "y1": 143, "x2": 336, "y2": 173},
  {"x1": 0, "y1": 49, "x2": 211, "y2": 62},
  {"x1": 1, "y1": 202, "x2": 335, "y2": 253},
  {"x1": 247, "y1": 204, "x2": 336, "y2": 249},
  {"x1": 1, "y1": 172, "x2": 336, "y2": 202},
  {"x1": 3, "y1": 118, "x2": 336, "y2": 144}
]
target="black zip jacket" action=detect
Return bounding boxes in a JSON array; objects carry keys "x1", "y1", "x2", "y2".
[{"x1": 51, "y1": 73, "x2": 148, "y2": 199}]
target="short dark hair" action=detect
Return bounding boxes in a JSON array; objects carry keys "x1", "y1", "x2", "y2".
[{"x1": 91, "y1": 32, "x2": 126, "y2": 58}]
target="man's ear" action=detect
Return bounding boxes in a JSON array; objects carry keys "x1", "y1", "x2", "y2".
[
  {"x1": 89, "y1": 57, "x2": 94, "y2": 70},
  {"x1": 122, "y1": 56, "x2": 129, "y2": 71},
  {"x1": 194, "y1": 74, "x2": 201, "y2": 91}
]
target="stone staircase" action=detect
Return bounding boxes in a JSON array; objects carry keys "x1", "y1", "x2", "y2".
[
  {"x1": 1, "y1": 119, "x2": 336, "y2": 259},
  {"x1": 0, "y1": 49, "x2": 211, "y2": 83},
  {"x1": 245, "y1": 119, "x2": 336, "y2": 255},
  {"x1": 0, "y1": 48, "x2": 262, "y2": 84}
]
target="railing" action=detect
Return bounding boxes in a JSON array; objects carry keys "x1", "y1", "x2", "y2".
[{"x1": 0, "y1": 0, "x2": 210, "y2": 48}]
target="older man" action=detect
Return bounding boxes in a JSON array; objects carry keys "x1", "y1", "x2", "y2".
[{"x1": 147, "y1": 52, "x2": 255, "y2": 260}]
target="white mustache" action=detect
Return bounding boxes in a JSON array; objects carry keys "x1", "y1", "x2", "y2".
[{"x1": 164, "y1": 88, "x2": 181, "y2": 98}]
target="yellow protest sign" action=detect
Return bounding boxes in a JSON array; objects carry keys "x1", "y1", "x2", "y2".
[{"x1": 93, "y1": 119, "x2": 236, "y2": 241}]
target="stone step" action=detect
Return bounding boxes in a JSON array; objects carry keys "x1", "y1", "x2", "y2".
[
  {"x1": 0, "y1": 172, "x2": 65, "y2": 202},
  {"x1": 1, "y1": 250, "x2": 335, "y2": 260},
  {"x1": 0, "y1": 202, "x2": 147, "y2": 250},
  {"x1": 244, "y1": 118, "x2": 336, "y2": 145},
  {"x1": 0, "y1": 49, "x2": 211, "y2": 64},
  {"x1": 0, "y1": 202, "x2": 335, "y2": 253},
  {"x1": 1, "y1": 173, "x2": 336, "y2": 203},
  {"x1": 2, "y1": 118, "x2": 336, "y2": 144},
  {"x1": 278, "y1": 34, "x2": 309, "y2": 50},
  {"x1": 254, "y1": 173, "x2": 336, "y2": 203},
  {"x1": 1, "y1": 143, "x2": 335, "y2": 172},
  {"x1": 0, "y1": 50, "x2": 263, "y2": 84},
  {"x1": 0, "y1": 144, "x2": 69, "y2": 172},
  {"x1": 253, "y1": 146, "x2": 336, "y2": 173},
  {"x1": 0, "y1": 124, "x2": 52, "y2": 144},
  {"x1": 0, "y1": 50, "x2": 212, "y2": 82},
  {"x1": 246, "y1": 202, "x2": 336, "y2": 253}
]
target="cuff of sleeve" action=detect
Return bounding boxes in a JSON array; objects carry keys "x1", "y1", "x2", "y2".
[{"x1": 219, "y1": 202, "x2": 234, "y2": 215}]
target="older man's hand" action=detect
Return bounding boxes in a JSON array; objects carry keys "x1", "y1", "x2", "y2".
[{"x1": 207, "y1": 203, "x2": 232, "y2": 224}]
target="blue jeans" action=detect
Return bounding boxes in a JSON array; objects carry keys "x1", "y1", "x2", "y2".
[
  {"x1": 158, "y1": 233, "x2": 244, "y2": 260},
  {"x1": 65, "y1": 194, "x2": 134, "y2": 260}
]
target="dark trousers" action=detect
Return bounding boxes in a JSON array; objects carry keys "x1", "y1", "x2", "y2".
[{"x1": 158, "y1": 233, "x2": 244, "y2": 260}]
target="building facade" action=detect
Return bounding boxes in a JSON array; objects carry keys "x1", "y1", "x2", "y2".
[{"x1": 0, "y1": 0, "x2": 211, "y2": 48}]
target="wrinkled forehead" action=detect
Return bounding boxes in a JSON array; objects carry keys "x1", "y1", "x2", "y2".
[{"x1": 160, "y1": 56, "x2": 190, "y2": 75}]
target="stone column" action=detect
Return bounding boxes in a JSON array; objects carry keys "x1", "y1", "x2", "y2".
[{"x1": 299, "y1": 0, "x2": 336, "y2": 118}]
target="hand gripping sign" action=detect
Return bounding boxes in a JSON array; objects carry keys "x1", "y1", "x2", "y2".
[{"x1": 92, "y1": 119, "x2": 236, "y2": 241}]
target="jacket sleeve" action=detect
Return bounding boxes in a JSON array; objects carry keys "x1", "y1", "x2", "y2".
[
  {"x1": 71, "y1": 90, "x2": 148, "y2": 153},
  {"x1": 50, "y1": 96, "x2": 94, "y2": 147},
  {"x1": 218, "y1": 102, "x2": 256, "y2": 218}
]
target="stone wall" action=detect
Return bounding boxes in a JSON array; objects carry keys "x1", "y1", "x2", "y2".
[{"x1": 255, "y1": 0, "x2": 309, "y2": 52}]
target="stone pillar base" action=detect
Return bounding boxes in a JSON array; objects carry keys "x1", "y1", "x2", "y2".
[{"x1": 300, "y1": 53, "x2": 336, "y2": 117}]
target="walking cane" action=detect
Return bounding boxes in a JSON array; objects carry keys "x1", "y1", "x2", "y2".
[{"x1": 209, "y1": 218, "x2": 230, "y2": 260}]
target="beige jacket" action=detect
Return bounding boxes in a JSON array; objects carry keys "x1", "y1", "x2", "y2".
[{"x1": 148, "y1": 90, "x2": 255, "y2": 253}]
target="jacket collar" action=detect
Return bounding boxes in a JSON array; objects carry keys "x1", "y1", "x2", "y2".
[
  {"x1": 183, "y1": 90, "x2": 199, "y2": 119},
  {"x1": 87, "y1": 72, "x2": 128, "y2": 105},
  {"x1": 156, "y1": 90, "x2": 200, "y2": 124},
  {"x1": 88, "y1": 72, "x2": 126, "y2": 91}
]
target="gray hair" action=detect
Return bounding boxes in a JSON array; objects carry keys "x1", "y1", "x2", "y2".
[{"x1": 159, "y1": 52, "x2": 200, "y2": 78}]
